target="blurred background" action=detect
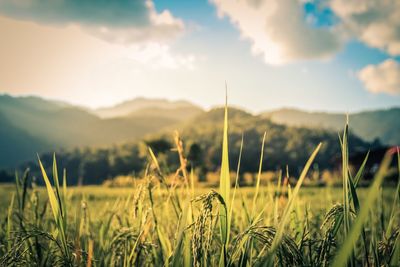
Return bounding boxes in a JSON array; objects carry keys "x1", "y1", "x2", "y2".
[{"x1": 0, "y1": 0, "x2": 399, "y2": 186}]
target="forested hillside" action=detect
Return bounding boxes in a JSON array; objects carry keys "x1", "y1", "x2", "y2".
[
  {"x1": 9, "y1": 108, "x2": 374, "y2": 185},
  {"x1": 264, "y1": 107, "x2": 400, "y2": 145},
  {"x1": 0, "y1": 95, "x2": 202, "y2": 167},
  {"x1": 1, "y1": 94, "x2": 395, "y2": 180}
]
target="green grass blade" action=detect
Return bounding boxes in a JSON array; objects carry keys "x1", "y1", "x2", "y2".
[
  {"x1": 230, "y1": 133, "x2": 244, "y2": 219},
  {"x1": 251, "y1": 131, "x2": 266, "y2": 218},
  {"x1": 390, "y1": 234, "x2": 400, "y2": 266},
  {"x1": 386, "y1": 147, "x2": 399, "y2": 266},
  {"x1": 171, "y1": 203, "x2": 191, "y2": 267},
  {"x1": 348, "y1": 175, "x2": 360, "y2": 213},
  {"x1": 52, "y1": 154, "x2": 66, "y2": 230},
  {"x1": 386, "y1": 148, "x2": 399, "y2": 238},
  {"x1": 38, "y1": 156, "x2": 70, "y2": 263},
  {"x1": 148, "y1": 147, "x2": 161, "y2": 172},
  {"x1": 62, "y1": 168, "x2": 68, "y2": 229},
  {"x1": 342, "y1": 118, "x2": 351, "y2": 241},
  {"x1": 7, "y1": 193, "x2": 15, "y2": 251},
  {"x1": 332, "y1": 151, "x2": 393, "y2": 267},
  {"x1": 183, "y1": 205, "x2": 193, "y2": 267},
  {"x1": 353, "y1": 151, "x2": 369, "y2": 186},
  {"x1": 266, "y1": 142, "x2": 322, "y2": 265},
  {"x1": 331, "y1": 152, "x2": 369, "y2": 238},
  {"x1": 38, "y1": 156, "x2": 60, "y2": 222},
  {"x1": 218, "y1": 91, "x2": 231, "y2": 266},
  {"x1": 219, "y1": 96, "x2": 230, "y2": 244},
  {"x1": 14, "y1": 171, "x2": 21, "y2": 212}
]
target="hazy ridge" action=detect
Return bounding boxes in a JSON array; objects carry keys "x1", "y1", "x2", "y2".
[{"x1": 0, "y1": 94, "x2": 398, "y2": 169}]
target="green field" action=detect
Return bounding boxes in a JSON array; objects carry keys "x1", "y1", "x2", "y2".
[
  {"x1": 0, "y1": 107, "x2": 399, "y2": 267},
  {"x1": 0, "y1": 181, "x2": 398, "y2": 266},
  {"x1": 0, "y1": 184, "x2": 397, "y2": 219}
]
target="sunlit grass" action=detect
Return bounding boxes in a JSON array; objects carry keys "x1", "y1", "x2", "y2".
[{"x1": 0, "y1": 100, "x2": 398, "y2": 267}]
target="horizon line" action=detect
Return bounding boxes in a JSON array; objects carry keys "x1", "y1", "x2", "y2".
[{"x1": 1, "y1": 91, "x2": 399, "y2": 115}]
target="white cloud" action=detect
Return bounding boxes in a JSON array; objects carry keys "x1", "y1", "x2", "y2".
[
  {"x1": 84, "y1": 1, "x2": 185, "y2": 45},
  {"x1": 0, "y1": 0, "x2": 185, "y2": 45},
  {"x1": 330, "y1": 0, "x2": 400, "y2": 56},
  {"x1": 211, "y1": 0, "x2": 400, "y2": 65},
  {"x1": 127, "y1": 43, "x2": 196, "y2": 70},
  {"x1": 211, "y1": 0, "x2": 342, "y2": 65},
  {"x1": 358, "y1": 59, "x2": 400, "y2": 95}
]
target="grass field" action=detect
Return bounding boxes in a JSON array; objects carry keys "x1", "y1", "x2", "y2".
[
  {"x1": 0, "y1": 106, "x2": 399, "y2": 266},
  {"x1": 0, "y1": 184, "x2": 397, "y2": 219}
]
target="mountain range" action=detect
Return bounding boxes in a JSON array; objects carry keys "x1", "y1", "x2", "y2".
[
  {"x1": 263, "y1": 108, "x2": 400, "y2": 145},
  {"x1": 0, "y1": 94, "x2": 398, "y2": 168},
  {"x1": 13, "y1": 107, "x2": 382, "y2": 185},
  {"x1": 94, "y1": 97, "x2": 201, "y2": 119},
  {"x1": 0, "y1": 94, "x2": 202, "y2": 167}
]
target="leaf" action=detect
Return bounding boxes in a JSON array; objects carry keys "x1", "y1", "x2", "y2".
[
  {"x1": 230, "y1": 133, "x2": 244, "y2": 220},
  {"x1": 266, "y1": 142, "x2": 322, "y2": 265},
  {"x1": 38, "y1": 155, "x2": 70, "y2": 262},
  {"x1": 219, "y1": 93, "x2": 231, "y2": 247},
  {"x1": 251, "y1": 131, "x2": 266, "y2": 218},
  {"x1": 353, "y1": 151, "x2": 369, "y2": 186},
  {"x1": 332, "y1": 151, "x2": 393, "y2": 267},
  {"x1": 7, "y1": 193, "x2": 15, "y2": 251},
  {"x1": 148, "y1": 147, "x2": 161, "y2": 172},
  {"x1": 348, "y1": 175, "x2": 360, "y2": 213},
  {"x1": 170, "y1": 203, "x2": 191, "y2": 267},
  {"x1": 38, "y1": 156, "x2": 60, "y2": 222}
]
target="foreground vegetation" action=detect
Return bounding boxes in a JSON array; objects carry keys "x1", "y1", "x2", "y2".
[{"x1": 0, "y1": 105, "x2": 399, "y2": 266}]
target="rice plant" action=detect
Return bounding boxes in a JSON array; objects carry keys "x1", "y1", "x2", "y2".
[{"x1": 0, "y1": 100, "x2": 398, "y2": 267}]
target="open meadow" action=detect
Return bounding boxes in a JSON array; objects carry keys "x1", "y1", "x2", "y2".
[
  {"x1": 0, "y1": 185, "x2": 397, "y2": 220},
  {"x1": 0, "y1": 106, "x2": 399, "y2": 267}
]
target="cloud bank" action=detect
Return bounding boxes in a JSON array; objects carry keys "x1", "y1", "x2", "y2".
[
  {"x1": 211, "y1": 0, "x2": 400, "y2": 95},
  {"x1": 0, "y1": 0, "x2": 184, "y2": 44},
  {"x1": 358, "y1": 59, "x2": 400, "y2": 95},
  {"x1": 330, "y1": 0, "x2": 400, "y2": 56},
  {"x1": 211, "y1": 0, "x2": 400, "y2": 63},
  {"x1": 211, "y1": 0, "x2": 342, "y2": 65}
]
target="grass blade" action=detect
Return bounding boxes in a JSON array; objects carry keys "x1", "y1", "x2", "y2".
[
  {"x1": 332, "y1": 151, "x2": 393, "y2": 267},
  {"x1": 38, "y1": 155, "x2": 70, "y2": 263},
  {"x1": 251, "y1": 131, "x2": 266, "y2": 218},
  {"x1": 219, "y1": 89, "x2": 230, "y2": 266},
  {"x1": 38, "y1": 156, "x2": 60, "y2": 223},
  {"x1": 7, "y1": 193, "x2": 15, "y2": 251},
  {"x1": 230, "y1": 133, "x2": 244, "y2": 219},
  {"x1": 266, "y1": 142, "x2": 322, "y2": 265}
]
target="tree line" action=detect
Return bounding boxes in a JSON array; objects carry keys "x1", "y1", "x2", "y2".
[{"x1": 0, "y1": 108, "x2": 377, "y2": 185}]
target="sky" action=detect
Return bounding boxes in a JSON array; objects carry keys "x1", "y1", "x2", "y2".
[{"x1": 0, "y1": 0, "x2": 399, "y2": 113}]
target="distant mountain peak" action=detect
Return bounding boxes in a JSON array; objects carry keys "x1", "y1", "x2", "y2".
[
  {"x1": 94, "y1": 97, "x2": 202, "y2": 118},
  {"x1": 0, "y1": 93, "x2": 72, "y2": 112},
  {"x1": 262, "y1": 107, "x2": 400, "y2": 145}
]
